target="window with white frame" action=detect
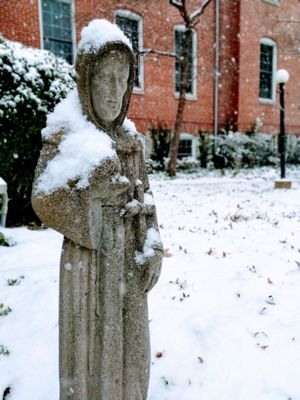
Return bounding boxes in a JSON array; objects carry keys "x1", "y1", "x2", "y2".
[
  {"x1": 178, "y1": 133, "x2": 198, "y2": 159},
  {"x1": 41, "y1": 0, "x2": 74, "y2": 64},
  {"x1": 115, "y1": 11, "x2": 143, "y2": 90},
  {"x1": 174, "y1": 26, "x2": 197, "y2": 97},
  {"x1": 259, "y1": 38, "x2": 277, "y2": 102}
]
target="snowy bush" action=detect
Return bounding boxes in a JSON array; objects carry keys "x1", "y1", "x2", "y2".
[
  {"x1": 149, "y1": 127, "x2": 171, "y2": 171},
  {"x1": 0, "y1": 38, "x2": 75, "y2": 224},
  {"x1": 212, "y1": 132, "x2": 278, "y2": 169},
  {"x1": 199, "y1": 132, "x2": 300, "y2": 170}
]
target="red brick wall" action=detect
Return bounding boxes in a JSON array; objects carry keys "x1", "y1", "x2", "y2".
[
  {"x1": 75, "y1": 0, "x2": 215, "y2": 134},
  {"x1": 238, "y1": 0, "x2": 300, "y2": 134},
  {"x1": 0, "y1": 0, "x2": 40, "y2": 48},
  {"x1": 1, "y1": 0, "x2": 299, "y2": 135}
]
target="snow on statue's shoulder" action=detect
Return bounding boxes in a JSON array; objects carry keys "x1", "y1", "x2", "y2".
[
  {"x1": 42, "y1": 89, "x2": 83, "y2": 140},
  {"x1": 36, "y1": 89, "x2": 116, "y2": 194},
  {"x1": 123, "y1": 117, "x2": 146, "y2": 153},
  {"x1": 78, "y1": 19, "x2": 132, "y2": 54},
  {"x1": 123, "y1": 117, "x2": 138, "y2": 135}
]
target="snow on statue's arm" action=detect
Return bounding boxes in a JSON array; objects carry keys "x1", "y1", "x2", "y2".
[{"x1": 31, "y1": 131, "x2": 127, "y2": 250}]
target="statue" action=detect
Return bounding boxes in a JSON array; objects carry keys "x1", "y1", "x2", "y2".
[{"x1": 32, "y1": 19, "x2": 163, "y2": 400}]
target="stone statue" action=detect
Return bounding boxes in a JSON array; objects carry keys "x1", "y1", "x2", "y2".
[{"x1": 32, "y1": 19, "x2": 163, "y2": 400}]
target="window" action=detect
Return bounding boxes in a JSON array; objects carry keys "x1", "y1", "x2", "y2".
[
  {"x1": 174, "y1": 26, "x2": 197, "y2": 97},
  {"x1": 259, "y1": 39, "x2": 277, "y2": 102},
  {"x1": 40, "y1": 0, "x2": 74, "y2": 64},
  {"x1": 115, "y1": 11, "x2": 143, "y2": 90},
  {"x1": 178, "y1": 133, "x2": 198, "y2": 159}
]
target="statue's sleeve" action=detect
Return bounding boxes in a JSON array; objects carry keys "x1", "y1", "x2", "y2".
[
  {"x1": 137, "y1": 148, "x2": 163, "y2": 293},
  {"x1": 139, "y1": 150, "x2": 160, "y2": 230},
  {"x1": 31, "y1": 132, "x2": 119, "y2": 250}
]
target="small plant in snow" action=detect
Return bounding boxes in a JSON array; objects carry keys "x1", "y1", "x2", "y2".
[
  {"x1": 0, "y1": 232, "x2": 10, "y2": 246},
  {"x1": 7, "y1": 276, "x2": 24, "y2": 286},
  {"x1": 169, "y1": 278, "x2": 187, "y2": 290},
  {"x1": 0, "y1": 232, "x2": 16, "y2": 247},
  {"x1": 0, "y1": 304, "x2": 12, "y2": 317},
  {"x1": 0, "y1": 345, "x2": 10, "y2": 356}
]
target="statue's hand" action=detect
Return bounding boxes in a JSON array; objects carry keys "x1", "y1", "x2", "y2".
[
  {"x1": 90, "y1": 158, "x2": 131, "y2": 199},
  {"x1": 138, "y1": 243, "x2": 163, "y2": 293},
  {"x1": 110, "y1": 174, "x2": 132, "y2": 194}
]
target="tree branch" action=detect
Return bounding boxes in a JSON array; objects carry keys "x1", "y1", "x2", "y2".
[
  {"x1": 190, "y1": 0, "x2": 212, "y2": 26},
  {"x1": 170, "y1": 0, "x2": 190, "y2": 24},
  {"x1": 169, "y1": 0, "x2": 183, "y2": 8},
  {"x1": 139, "y1": 48, "x2": 179, "y2": 60}
]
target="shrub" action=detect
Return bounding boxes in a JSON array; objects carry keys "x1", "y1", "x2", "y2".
[
  {"x1": 199, "y1": 131, "x2": 300, "y2": 170},
  {"x1": 149, "y1": 127, "x2": 171, "y2": 171},
  {"x1": 212, "y1": 132, "x2": 278, "y2": 169},
  {"x1": 0, "y1": 38, "x2": 75, "y2": 225}
]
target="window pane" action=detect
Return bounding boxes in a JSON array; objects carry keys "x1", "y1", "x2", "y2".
[
  {"x1": 115, "y1": 15, "x2": 141, "y2": 88},
  {"x1": 175, "y1": 29, "x2": 194, "y2": 95},
  {"x1": 42, "y1": 0, "x2": 73, "y2": 63},
  {"x1": 178, "y1": 139, "x2": 193, "y2": 158},
  {"x1": 259, "y1": 43, "x2": 274, "y2": 99}
]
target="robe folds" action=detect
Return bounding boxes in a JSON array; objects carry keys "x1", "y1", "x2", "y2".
[{"x1": 32, "y1": 126, "x2": 163, "y2": 400}]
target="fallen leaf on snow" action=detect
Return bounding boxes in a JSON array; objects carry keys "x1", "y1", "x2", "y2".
[{"x1": 260, "y1": 345, "x2": 269, "y2": 350}]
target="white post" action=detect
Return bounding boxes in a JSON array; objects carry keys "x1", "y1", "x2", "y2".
[{"x1": 0, "y1": 177, "x2": 8, "y2": 227}]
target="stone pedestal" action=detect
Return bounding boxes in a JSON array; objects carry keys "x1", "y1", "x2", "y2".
[{"x1": 274, "y1": 180, "x2": 292, "y2": 189}]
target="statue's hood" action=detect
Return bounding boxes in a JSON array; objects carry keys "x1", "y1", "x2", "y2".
[{"x1": 75, "y1": 41, "x2": 135, "y2": 132}]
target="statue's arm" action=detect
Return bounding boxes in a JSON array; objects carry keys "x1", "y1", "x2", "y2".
[
  {"x1": 138, "y1": 150, "x2": 163, "y2": 292},
  {"x1": 32, "y1": 134, "x2": 126, "y2": 250}
]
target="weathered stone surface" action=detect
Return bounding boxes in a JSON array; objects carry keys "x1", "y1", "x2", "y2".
[
  {"x1": 274, "y1": 180, "x2": 292, "y2": 189},
  {"x1": 32, "y1": 35, "x2": 162, "y2": 400}
]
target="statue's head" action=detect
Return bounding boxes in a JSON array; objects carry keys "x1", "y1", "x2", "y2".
[{"x1": 75, "y1": 20, "x2": 135, "y2": 131}]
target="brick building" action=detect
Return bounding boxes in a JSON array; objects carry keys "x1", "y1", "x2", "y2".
[{"x1": 1, "y1": 0, "x2": 300, "y2": 158}]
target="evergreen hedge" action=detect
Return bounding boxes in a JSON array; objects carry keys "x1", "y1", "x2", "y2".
[{"x1": 0, "y1": 38, "x2": 75, "y2": 225}]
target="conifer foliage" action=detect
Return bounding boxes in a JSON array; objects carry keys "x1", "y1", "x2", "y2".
[{"x1": 0, "y1": 38, "x2": 75, "y2": 224}]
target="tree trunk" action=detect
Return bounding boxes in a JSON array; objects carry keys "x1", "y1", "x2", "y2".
[{"x1": 167, "y1": 28, "x2": 193, "y2": 177}]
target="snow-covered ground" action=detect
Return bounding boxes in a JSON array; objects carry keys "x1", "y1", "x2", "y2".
[{"x1": 1, "y1": 167, "x2": 300, "y2": 400}]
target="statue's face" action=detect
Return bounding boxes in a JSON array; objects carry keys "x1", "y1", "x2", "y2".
[{"x1": 91, "y1": 52, "x2": 130, "y2": 123}]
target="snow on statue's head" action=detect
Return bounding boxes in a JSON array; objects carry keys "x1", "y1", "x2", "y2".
[{"x1": 75, "y1": 19, "x2": 135, "y2": 132}]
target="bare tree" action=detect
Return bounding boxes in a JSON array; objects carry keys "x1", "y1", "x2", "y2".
[{"x1": 167, "y1": 0, "x2": 212, "y2": 176}]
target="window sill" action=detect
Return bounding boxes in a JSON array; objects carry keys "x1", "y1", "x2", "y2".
[
  {"x1": 133, "y1": 87, "x2": 145, "y2": 95},
  {"x1": 174, "y1": 92, "x2": 197, "y2": 101},
  {"x1": 259, "y1": 97, "x2": 276, "y2": 105},
  {"x1": 261, "y1": 0, "x2": 279, "y2": 6}
]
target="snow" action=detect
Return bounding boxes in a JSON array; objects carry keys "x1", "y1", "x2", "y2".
[
  {"x1": 135, "y1": 227, "x2": 161, "y2": 266},
  {"x1": 78, "y1": 19, "x2": 132, "y2": 54},
  {"x1": 144, "y1": 192, "x2": 155, "y2": 205},
  {"x1": 1, "y1": 167, "x2": 300, "y2": 399},
  {"x1": 123, "y1": 117, "x2": 138, "y2": 135},
  {"x1": 0, "y1": 39, "x2": 75, "y2": 115},
  {"x1": 36, "y1": 90, "x2": 116, "y2": 194}
]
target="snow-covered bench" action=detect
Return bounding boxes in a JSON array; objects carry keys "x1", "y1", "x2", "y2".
[{"x1": 0, "y1": 177, "x2": 8, "y2": 227}]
